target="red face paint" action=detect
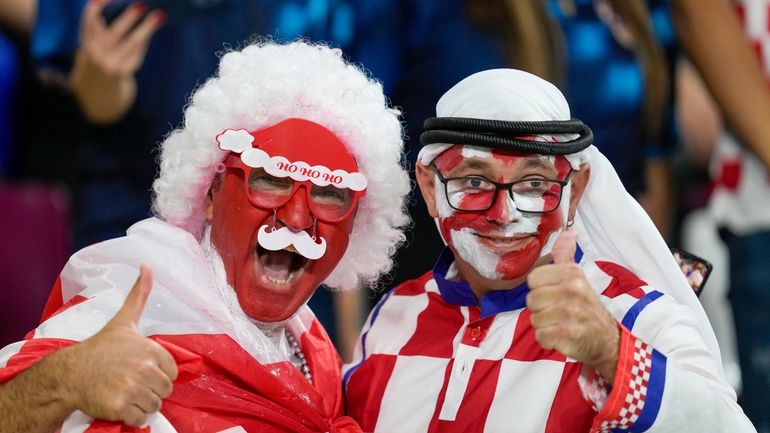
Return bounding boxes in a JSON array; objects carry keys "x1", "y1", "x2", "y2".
[
  {"x1": 209, "y1": 119, "x2": 359, "y2": 322},
  {"x1": 433, "y1": 147, "x2": 571, "y2": 282}
]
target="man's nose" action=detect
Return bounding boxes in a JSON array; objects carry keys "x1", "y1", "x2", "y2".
[
  {"x1": 485, "y1": 189, "x2": 520, "y2": 224},
  {"x1": 276, "y1": 187, "x2": 314, "y2": 232}
]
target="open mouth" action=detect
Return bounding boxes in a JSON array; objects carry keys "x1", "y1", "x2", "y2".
[{"x1": 257, "y1": 246, "x2": 309, "y2": 285}]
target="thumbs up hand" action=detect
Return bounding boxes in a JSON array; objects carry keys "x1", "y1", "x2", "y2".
[
  {"x1": 526, "y1": 230, "x2": 620, "y2": 381},
  {"x1": 59, "y1": 264, "x2": 178, "y2": 427}
]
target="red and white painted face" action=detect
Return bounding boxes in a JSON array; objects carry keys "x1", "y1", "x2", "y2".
[
  {"x1": 208, "y1": 119, "x2": 363, "y2": 322},
  {"x1": 432, "y1": 144, "x2": 572, "y2": 282}
]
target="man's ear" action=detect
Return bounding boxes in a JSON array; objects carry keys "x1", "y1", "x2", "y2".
[
  {"x1": 567, "y1": 164, "x2": 591, "y2": 222},
  {"x1": 205, "y1": 173, "x2": 226, "y2": 222},
  {"x1": 205, "y1": 188, "x2": 215, "y2": 222},
  {"x1": 415, "y1": 163, "x2": 439, "y2": 218}
]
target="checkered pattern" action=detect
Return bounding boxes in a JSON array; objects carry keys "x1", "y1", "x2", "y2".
[
  {"x1": 593, "y1": 332, "x2": 654, "y2": 433},
  {"x1": 579, "y1": 364, "x2": 610, "y2": 412},
  {"x1": 345, "y1": 260, "x2": 667, "y2": 433}
]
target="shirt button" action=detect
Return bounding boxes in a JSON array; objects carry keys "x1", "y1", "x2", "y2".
[{"x1": 470, "y1": 327, "x2": 482, "y2": 340}]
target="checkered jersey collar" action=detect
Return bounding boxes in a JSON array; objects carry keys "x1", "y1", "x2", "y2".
[{"x1": 432, "y1": 246, "x2": 584, "y2": 318}]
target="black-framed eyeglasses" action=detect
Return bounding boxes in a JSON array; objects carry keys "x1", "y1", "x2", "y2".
[{"x1": 431, "y1": 163, "x2": 573, "y2": 214}]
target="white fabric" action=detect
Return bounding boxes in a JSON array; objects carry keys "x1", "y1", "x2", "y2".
[
  {"x1": 344, "y1": 258, "x2": 754, "y2": 432},
  {"x1": 0, "y1": 218, "x2": 332, "y2": 432},
  {"x1": 414, "y1": 68, "x2": 723, "y2": 376},
  {"x1": 573, "y1": 146, "x2": 723, "y2": 377},
  {"x1": 708, "y1": 131, "x2": 770, "y2": 234}
]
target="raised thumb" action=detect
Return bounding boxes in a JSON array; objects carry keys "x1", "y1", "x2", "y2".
[
  {"x1": 552, "y1": 230, "x2": 578, "y2": 265},
  {"x1": 111, "y1": 263, "x2": 154, "y2": 327}
]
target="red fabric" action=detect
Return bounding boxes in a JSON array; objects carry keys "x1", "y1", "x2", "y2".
[
  {"x1": 0, "y1": 338, "x2": 76, "y2": 385},
  {"x1": 399, "y1": 291, "x2": 465, "y2": 358},
  {"x1": 40, "y1": 277, "x2": 65, "y2": 322},
  {"x1": 344, "y1": 354, "x2": 397, "y2": 432},
  {"x1": 545, "y1": 363, "x2": 594, "y2": 433},
  {"x1": 506, "y1": 308, "x2": 566, "y2": 362},
  {"x1": 346, "y1": 267, "x2": 652, "y2": 432},
  {"x1": 329, "y1": 416, "x2": 362, "y2": 433},
  {"x1": 1, "y1": 327, "x2": 350, "y2": 432},
  {"x1": 596, "y1": 261, "x2": 647, "y2": 300},
  {"x1": 717, "y1": 159, "x2": 743, "y2": 191},
  {"x1": 590, "y1": 325, "x2": 637, "y2": 432},
  {"x1": 428, "y1": 359, "x2": 502, "y2": 433}
]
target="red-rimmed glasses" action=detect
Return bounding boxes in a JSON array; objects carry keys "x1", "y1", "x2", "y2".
[{"x1": 222, "y1": 153, "x2": 366, "y2": 223}]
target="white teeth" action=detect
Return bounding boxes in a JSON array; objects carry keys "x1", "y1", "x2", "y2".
[{"x1": 266, "y1": 271, "x2": 296, "y2": 286}]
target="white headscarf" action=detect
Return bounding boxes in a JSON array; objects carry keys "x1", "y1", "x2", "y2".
[{"x1": 418, "y1": 69, "x2": 724, "y2": 376}]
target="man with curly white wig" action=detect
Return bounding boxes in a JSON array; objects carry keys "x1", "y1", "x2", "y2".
[{"x1": 0, "y1": 40, "x2": 409, "y2": 433}]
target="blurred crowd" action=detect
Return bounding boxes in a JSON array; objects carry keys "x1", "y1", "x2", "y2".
[{"x1": 0, "y1": 0, "x2": 768, "y2": 430}]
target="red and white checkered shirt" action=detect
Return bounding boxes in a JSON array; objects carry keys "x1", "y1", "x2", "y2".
[{"x1": 343, "y1": 248, "x2": 751, "y2": 433}]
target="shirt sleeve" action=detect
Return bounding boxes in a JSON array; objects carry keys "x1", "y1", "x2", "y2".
[{"x1": 587, "y1": 294, "x2": 756, "y2": 432}]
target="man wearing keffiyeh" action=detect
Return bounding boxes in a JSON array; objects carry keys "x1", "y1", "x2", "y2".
[
  {"x1": 343, "y1": 69, "x2": 757, "y2": 432},
  {"x1": 0, "y1": 40, "x2": 409, "y2": 433}
]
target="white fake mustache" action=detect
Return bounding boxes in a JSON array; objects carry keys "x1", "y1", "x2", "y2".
[{"x1": 257, "y1": 225, "x2": 327, "y2": 260}]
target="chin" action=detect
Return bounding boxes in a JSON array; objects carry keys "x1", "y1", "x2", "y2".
[
  {"x1": 237, "y1": 291, "x2": 307, "y2": 323},
  {"x1": 234, "y1": 251, "x2": 321, "y2": 323}
]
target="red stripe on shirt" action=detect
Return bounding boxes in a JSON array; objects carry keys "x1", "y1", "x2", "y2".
[
  {"x1": 506, "y1": 309, "x2": 566, "y2": 362},
  {"x1": 399, "y1": 292, "x2": 465, "y2": 358},
  {"x1": 346, "y1": 353, "x2": 398, "y2": 433},
  {"x1": 545, "y1": 362, "x2": 595, "y2": 433},
  {"x1": 596, "y1": 261, "x2": 647, "y2": 299},
  {"x1": 435, "y1": 359, "x2": 503, "y2": 433}
]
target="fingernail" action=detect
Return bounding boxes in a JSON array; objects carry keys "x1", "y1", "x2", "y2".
[
  {"x1": 133, "y1": 2, "x2": 147, "y2": 13},
  {"x1": 154, "y1": 10, "x2": 167, "y2": 25}
]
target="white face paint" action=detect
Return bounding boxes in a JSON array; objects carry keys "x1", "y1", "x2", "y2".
[
  {"x1": 461, "y1": 145, "x2": 494, "y2": 159},
  {"x1": 540, "y1": 180, "x2": 573, "y2": 258},
  {"x1": 430, "y1": 146, "x2": 577, "y2": 283},
  {"x1": 434, "y1": 174, "x2": 544, "y2": 279},
  {"x1": 450, "y1": 228, "x2": 501, "y2": 280}
]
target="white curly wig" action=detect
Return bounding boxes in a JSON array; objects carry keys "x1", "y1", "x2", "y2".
[{"x1": 152, "y1": 40, "x2": 411, "y2": 290}]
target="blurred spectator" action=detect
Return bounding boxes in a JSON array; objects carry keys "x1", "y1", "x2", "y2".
[
  {"x1": 11, "y1": 0, "x2": 388, "y2": 360},
  {"x1": 0, "y1": 0, "x2": 74, "y2": 348},
  {"x1": 675, "y1": 57, "x2": 743, "y2": 392},
  {"x1": 672, "y1": 0, "x2": 770, "y2": 430},
  {"x1": 0, "y1": 33, "x2": 19, "y2": 177},
  {"x1": 0, "y1": 0, "x2": 34, "y2": 176}
]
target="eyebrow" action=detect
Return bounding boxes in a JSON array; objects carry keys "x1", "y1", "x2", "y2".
[
  {"x1": 450, "y1": 155, "x2": 557, "y2": 177},
  {"x1": 520, "y1": 157, "x2": 556, "y2": 172},
  {"x1": 462, "y1": 159, "x2": 491, "y2": 170}
]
